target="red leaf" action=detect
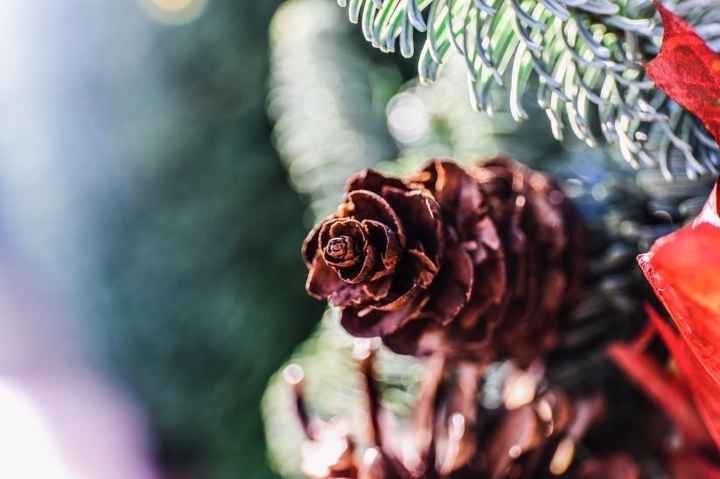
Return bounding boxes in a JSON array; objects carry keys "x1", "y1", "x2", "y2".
[
  {"x1": 638, "y1": 180, "x2": 720, "y2": 449},
  {"x1": 670, "y1": 454, "x2": 720, "y2": 479},
  {"x1": 645, "y1": 305, "x2": 718, "y2": 448},
  {"x1": 608, "y1": 340, "x2": 708, "y2": 447},
  {"x1": 646, "y1": 1, "x2": 720, "y2": 144}
]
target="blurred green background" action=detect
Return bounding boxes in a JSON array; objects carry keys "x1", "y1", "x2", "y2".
[
  {"x1": 93, "y1": 1, "x2": 326, "y2": 477},
  {"x1": 1, "y1": 0, "x2": 331, "y2": 478}
]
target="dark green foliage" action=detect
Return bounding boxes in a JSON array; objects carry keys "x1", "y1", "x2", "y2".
[{"x1": 94, "y1": 2, "x2": 322, "y2": 477}]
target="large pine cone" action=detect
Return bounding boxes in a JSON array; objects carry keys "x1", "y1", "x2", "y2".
[{"x1": 302, "y1": 158, "x2": 584, "y2": 363}]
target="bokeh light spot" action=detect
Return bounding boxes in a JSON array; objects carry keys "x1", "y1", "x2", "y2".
[
  {"x1": 0, "y1": 381, "x2": 75, "y2": 478},
  {"x1": 154, "y1": 0, "x2": 194, "y2": 11},
  {"x1": 138, "y1": 0, "x2": 208, "y2": 25},
  {"x1": 387, "y1": 93, "x2": 430, "y2": 145}
]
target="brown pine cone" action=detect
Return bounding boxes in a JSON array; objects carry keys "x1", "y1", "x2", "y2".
[
  {"x1": 287, "y1": 350, "x2": 615, "y2": 479},
  {"x1": 302, "y1": 158, "x2": 584, "y2": 364}
]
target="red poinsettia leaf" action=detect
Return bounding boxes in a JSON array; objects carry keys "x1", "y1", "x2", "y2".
[
  {"x1": 638, "y1": 180, "x2": 720, "y2": 449},
  {"x1": 638, "y1": 181, "x2": 720, "y2": 378},
  {"x1": 608, "y1": 339, "x2": 708, "y2": 447},
  {"x1": 670, "y1": 454, "x2": 720, "y2": 479},
  {"x1": 646, "y1": 1, "x2": 720, "y2": 144},
  {"x1": 646, "y1": 305, "x2": 719, "y2": 448}
]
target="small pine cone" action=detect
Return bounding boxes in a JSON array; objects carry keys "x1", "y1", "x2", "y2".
[{"x1": 302, "y1": 158, "x2": 584, "y2": 363}]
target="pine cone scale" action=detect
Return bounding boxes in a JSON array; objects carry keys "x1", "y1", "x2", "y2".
[{"x1": 424, "y1": 242, "x2": 474, "y2": 326}]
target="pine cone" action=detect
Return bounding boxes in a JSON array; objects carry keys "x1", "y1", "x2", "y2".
[
  {"x1": 287, "y1": 351, "x2": 623, "y2": 479},
  {"x1": 303, "y1": 158, "x2": 584, "y2": 363}
]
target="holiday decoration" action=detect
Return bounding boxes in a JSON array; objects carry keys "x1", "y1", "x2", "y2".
[
  {"x1": 261, "y1": 1, "x2": 720, "y2": 478},
  {"x1": 284, "y1": 347, "x2": 623, "y2": 479},
  {"x1": 303, "y1": 158, "x2": 583, "y2": 363}
]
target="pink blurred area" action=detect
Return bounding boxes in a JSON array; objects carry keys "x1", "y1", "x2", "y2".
[
  {"x1": 0, "y1": 374, "x2": 157, "y2": 478},
  {"x1": 0, "y1": 0, "x2": 164, "y2": 473},
  {"x1": 0, "y1": 269, "x2": 159, "y2": 479}
]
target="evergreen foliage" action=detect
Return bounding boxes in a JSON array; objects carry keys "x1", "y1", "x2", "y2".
[{"x1": 336, "y1": 0, "x2": 720, "y2": 178}]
